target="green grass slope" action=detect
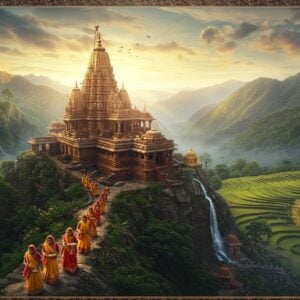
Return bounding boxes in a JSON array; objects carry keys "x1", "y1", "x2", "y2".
[{"x1": 219, "y1": 171, "x2": 300, "y2": 275}]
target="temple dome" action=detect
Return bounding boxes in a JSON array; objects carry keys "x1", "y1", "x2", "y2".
[
  {"x1": 226, "y1": 234, "x2": 241, "y2": 246},
  {"x1": 184, "y1": 149, "x2": 201, "y2": 167},
  {"x1": 118, "y1": 85, "x2": 131, "y2": 109}
]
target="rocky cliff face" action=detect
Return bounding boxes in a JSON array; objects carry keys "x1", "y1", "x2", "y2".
[{"x1": 133, "y1": 170, "x2": 235, "y2": 262}]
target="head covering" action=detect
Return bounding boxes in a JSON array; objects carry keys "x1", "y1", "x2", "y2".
[{"x1": 45, "y1": 235, "x2": 56, "y2": 244}]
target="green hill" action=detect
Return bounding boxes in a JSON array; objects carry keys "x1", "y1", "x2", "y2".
[
  {"x1": 221, "y1": 106, "x2": 300, "y2": 160},
  {"x1": 149, "y1": 80, "x2": 244, "y2": 125},
  {"x1": 0, "y1": 71, "x2": 68, "y2": 133},
  {"x1": 0, "y1": 100, "x2": 37, "y2": 155},
  {"x1": 185, "y1": 73, "x2": 300, "y2": 147}
]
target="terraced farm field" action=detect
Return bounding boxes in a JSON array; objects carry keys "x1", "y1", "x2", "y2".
[{"x1": 219, "y1": 171, "x2": 300, "y2": 275}]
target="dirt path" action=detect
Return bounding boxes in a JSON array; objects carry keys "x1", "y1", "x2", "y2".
[{"x1": 2, "y1": 180, "x2": 146, "y2": 296}]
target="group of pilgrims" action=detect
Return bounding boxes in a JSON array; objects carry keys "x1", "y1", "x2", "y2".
[{"x1": 22, "y1": 175, "x2": 110, "y2": 295}]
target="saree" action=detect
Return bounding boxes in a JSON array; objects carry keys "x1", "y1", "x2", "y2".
[
  {"x1": 93, "y1": 202, "x2": 101, "y2": 225},
  {"x1": 98, "y1": 196, "x2": 105, "y2": 215},
  {"x1": 42, "y1": 236, "x2": 59, "y2": 284},
  {"x1": 87, "y1": 210, "x2": 97, "y2": 238},
  {"x1": 23, "y1": 246, "x2": 43, "y2": 295},
  {"x1": 77, "y1": 220, "x2": 91, "y2": 253},
  {"x1": 61, "y1": 229, "x2": 78, "y2": 273}
]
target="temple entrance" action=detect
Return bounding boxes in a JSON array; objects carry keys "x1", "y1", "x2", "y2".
[{"x1": 155, "y1": 153, "x2": 164, "y2": 166}]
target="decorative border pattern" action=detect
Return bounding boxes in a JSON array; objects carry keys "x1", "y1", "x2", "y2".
[{"x1": 0, "y1": 0, "x2": 299, "y2": 6}]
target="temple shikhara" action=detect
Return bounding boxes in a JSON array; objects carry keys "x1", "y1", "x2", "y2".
[{"x1": 29, "y1": 27, "x2": 175, "y2": 181}]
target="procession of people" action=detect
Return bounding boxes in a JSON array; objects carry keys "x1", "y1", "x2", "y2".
[{"x1": 22, "y1": 174, "x2": 110, "y2": 295}]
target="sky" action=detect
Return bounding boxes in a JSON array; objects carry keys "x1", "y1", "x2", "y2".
[{"x1": 0, "y1": 6, "x2": 299, "y2": 94}]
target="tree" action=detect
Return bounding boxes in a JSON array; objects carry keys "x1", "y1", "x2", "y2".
[
  {"x1": 199, "y1": 152, "x2": 212, "y2": 169},
  {"x1": 209, "y1": 175, "x2": 222, "y2": 190},
  {"x1": 215, "y1": 164, "x2": 230, "y2": 179},
  {"x1": 231, "y1": 159, "x2": 247, "y2": 173},
  {"x1": 241, "y1": 161, "x2": 261, "y2": 176},
  {"x1": 244, "y1": 220, "x2": 272, "y2": 248},
  {"x1": 1, "y1": 89, "x2": 13, "y2": 102}
]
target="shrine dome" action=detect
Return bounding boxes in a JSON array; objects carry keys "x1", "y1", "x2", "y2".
[
  {"x1": 184, "y1": 149, "x2": 201, "y2": 167},
  {"x1": 226, "y1": 234, "x2": 242, "y2": 246}
]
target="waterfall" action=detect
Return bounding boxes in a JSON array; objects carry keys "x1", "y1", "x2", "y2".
[
  {"x1": 0, "y1": 143, "x2": 7, "y2": 156},
  {"x1": 193, "y1": 178, "x2": 233, "y2": 264}
]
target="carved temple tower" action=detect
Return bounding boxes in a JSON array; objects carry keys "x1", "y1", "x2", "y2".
[{"x1": 29, "y1": 26, "x2": 175, "y2": 181}]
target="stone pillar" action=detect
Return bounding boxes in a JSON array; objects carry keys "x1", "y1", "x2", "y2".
[
  {"x1": 131, "y1": 121, "x2": 134, "y2": 132},
  {"x1": 149, "y1": 120, "x2": 152, "y2": 129}
]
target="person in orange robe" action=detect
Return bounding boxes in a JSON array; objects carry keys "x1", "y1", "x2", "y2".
[
  {"x1": 98, "y1": 195, "x2": 105, "y2": 215},
  {"x1": 77, "y1": 215, "x2": 91, "y2": 254},
  {"x1": 93, "y1": 201, "x2": 101, "y2": 226},
  {"x1": 42, "y1": 235, "x2": 59, "y2": 284},
  {"x1": 23, "y1": 244, "x2": 43, "y2": 295},
  {"x1": 87, "y1": 207, "x2": 97, "y2": 238},
  {"x1": 61, "y1": 227, "x2": 78, "y2": 273}
]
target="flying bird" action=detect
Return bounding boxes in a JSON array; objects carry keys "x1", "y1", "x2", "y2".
[
  {"x1": 147, "y1": 35, "x2": 151, "y2": 38},
  {"x1": 136, "y1": 43, "x2": 139, "y2": 46}
]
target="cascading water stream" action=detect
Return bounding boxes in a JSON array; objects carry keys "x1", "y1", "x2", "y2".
[
  {"x1": 193, "y1": 178, "x2": 234, "y2": 264},
  {"x1": 0, "y1": 143, "x2": 7, "y2": 156}
]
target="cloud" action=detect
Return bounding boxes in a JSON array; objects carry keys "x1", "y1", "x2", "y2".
[
  {"x1": 200, "y1": 26, "x2": 224, "y2": 44},
  {"x1": 230, "y1": 22, "x2": 259, "y2": 39},
  {"x1": 29, "y1": 7, "x2": 141, "y2": 30},
  {"x1": 200, "y1": 26, "x2": 237, "y2": 53},
  {"x1": 0, "y1": 9, "x2": 59, "y2": 50},
  {"x1": 217, "y1": 41, "x2": 236, "y2": 52},
  {"x1": 0, "y1": 46, "x2": 23, "y2": 56},
  {"x1": 253, "y1": 29, "x2": 300, "y2": 55},
  {"x1": 135, "y1": 42, "x2": 197, "y2": 56}
]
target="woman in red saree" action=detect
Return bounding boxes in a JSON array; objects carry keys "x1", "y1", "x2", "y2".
[
  {"x1": 93, "y1": 201, "x2": 101, "y2": 226},
  {"x1": 61, "y1": 227, "x2": 78, "y2": 273},
  {"x1": 23, "y1": 244, "x2": 43, "y2": 295},
  {"x1": 42, "y1": 235, "x2": 59, "y2": 284},
  {"x1": 87, "y1": 207, "x2": 97, "y2": 238}
]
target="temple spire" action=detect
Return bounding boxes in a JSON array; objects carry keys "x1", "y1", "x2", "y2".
[
  {"x1": 94, "y1": 25, "x2": 102, "y2": 49},
  {"x1": 75, "y1": 80, "x2": 78, "y2": 89}
]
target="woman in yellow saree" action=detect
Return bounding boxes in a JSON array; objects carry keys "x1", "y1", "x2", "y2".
[
  {"x1": 77, "y1": 215, "x2": 91, "y2": 254},
  {"x1": 61, "y1": 227, "x2": 78, "y2": 273},
  {"x1": 87, "y1": 207, "x2": 97, "y2": 238},
  {"x1": 42, "y1": 235, "x2": 59, "y2": 284},
  {"x1": 23, "y1": 244, "x2": 43, "y2": 295}
]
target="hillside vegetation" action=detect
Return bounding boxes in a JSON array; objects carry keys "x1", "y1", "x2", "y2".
[
  {"x1": 185, "y1": 73, "x2": 300, "y2": 148},
  {"x1": 0, "y1": 153, "x2": 86, "y2": 278},
  {"x1": 0, "y1": 100, "x2": 37, "y2": 154},
  {"x1": 0, "y1": 71, "x2": 67, "y2": 133},
  {"x1": 221, "y1": 106, "x2": 300, "y2": 159}
]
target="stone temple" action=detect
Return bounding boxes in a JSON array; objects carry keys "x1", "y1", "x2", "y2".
[{"x1": 29, "y1": 27, "x2": 175, "y2": 181}]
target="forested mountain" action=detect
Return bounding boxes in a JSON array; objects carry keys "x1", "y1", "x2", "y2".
[
  {"x1": 149, "y1": 80, "x2": 244, "y2": 125},
  {"x1": 0, "y1": 100, "x2": 37, "y2": 155},
  {"x1": 0, "y1": 71, "x2": 67, "y2": 133},
  {"x1": 185, "y1": 73, "x2": 300, "y2": 148}
]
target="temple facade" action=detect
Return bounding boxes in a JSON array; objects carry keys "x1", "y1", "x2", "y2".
[{"x1": 29, "y1": 27, "x2": 175, "y2": 181}]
